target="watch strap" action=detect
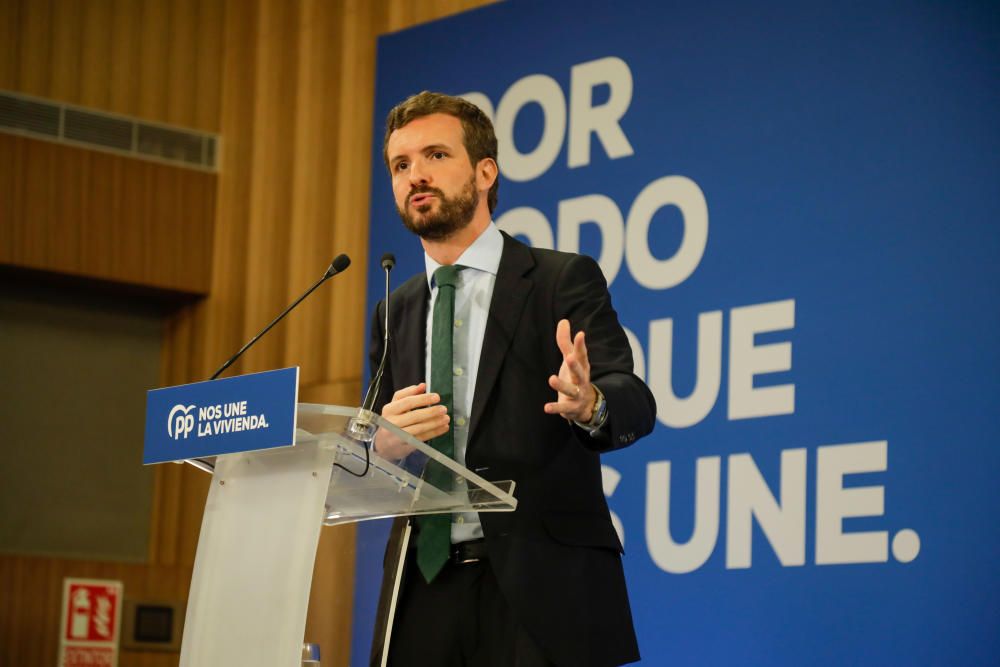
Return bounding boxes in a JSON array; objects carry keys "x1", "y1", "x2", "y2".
[{"x1": 576, "y1": 383, "x2": 608, "y2": 434}]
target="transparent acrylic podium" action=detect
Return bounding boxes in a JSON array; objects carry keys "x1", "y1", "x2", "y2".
[{"x1": 178, "y1": 403, "x2": 517, "y2": 667}]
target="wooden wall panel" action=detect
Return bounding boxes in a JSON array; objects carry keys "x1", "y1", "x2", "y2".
[
  {"x1": 319, "y1": 0, "x2": 376, "y2": 395},
  {"x1": 284, "y1": 0, "x2": 343, "y2": 389},
  {"x1": 49, "y1": 0, "x2": 83, "y2": 103},
  {"x1": 0, "y1": 134, "x2": 216, "y2": 294},
  {"x1": 1, "y1": 0, "x2": 224, "y2": 132},
  {"x1": 194, "y1": 0, "x2": 225, "y2": 132},
  {"x1": 0, "y1": 555, "x2": 193, "y2": 667},
  {"x1": 137, "y1": 0, "x2": 170, "y2": 123},
  {"x1": 1, "y1": 1, "x2": 497, "y2": 666},
  {"x1": 241, "y1": 0, "x2": 297, "y2": 375},
  {"x1": 13, "y1": 0, "x2": 53, "y2": 97},
  {"x1": 0, "y1": 1, "x2": 19, "y2": 90},
  {"x1": 79, "y1": 0, "x2": 114, "y2": 110},
  {"x1": 108, "y1": 0, "x2": 142, "y2": 117},
  {"x1": 166, "y1": 0, "x2": 198, "y2": 129}
]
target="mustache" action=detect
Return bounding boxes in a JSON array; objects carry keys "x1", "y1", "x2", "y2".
[{"x1": 407, "y1": 186, "x2": 445, "y2": 204}]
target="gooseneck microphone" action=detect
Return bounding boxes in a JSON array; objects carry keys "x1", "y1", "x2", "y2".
[
  {"x1": 210, "y1": 253, "x2": 351, "y2": 380},
  {"x1": 182, "y1": 254, "x2": 351, "y2": 473},
  {"x1": 346, "y1": 253, "x2": 396, "y2": 450},
  {"x1": 364, "y1": 253, "x2": 396, "y2": 412}
]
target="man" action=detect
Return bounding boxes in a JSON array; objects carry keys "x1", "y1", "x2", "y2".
[{"x1": 367, "y1": 91, "x2": 657, "y2": 667}]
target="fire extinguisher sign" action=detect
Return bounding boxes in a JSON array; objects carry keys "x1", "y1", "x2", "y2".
[{"x1": 57, "y1": 578, "x2": 124, "y2": 667}]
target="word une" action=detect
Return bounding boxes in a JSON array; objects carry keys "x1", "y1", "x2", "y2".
[{"x1": 603, "y1": 441, "x2": 921, "y2": 573}]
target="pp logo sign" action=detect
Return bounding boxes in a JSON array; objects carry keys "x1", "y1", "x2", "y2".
[{"x1": 167, "y1": 404, "x2": 196, "y2": 440}]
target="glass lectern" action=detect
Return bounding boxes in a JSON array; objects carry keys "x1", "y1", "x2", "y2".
[{"x1": 175, "y1": 403, "x2": 517, "y2": 667}]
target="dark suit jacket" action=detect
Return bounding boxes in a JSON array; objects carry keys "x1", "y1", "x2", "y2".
[{"x1": 368, "y1": 232, "x2": 657, "y2": 667}]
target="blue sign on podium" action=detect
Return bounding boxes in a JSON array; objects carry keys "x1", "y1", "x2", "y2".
[{"x1": 143, "y1": 367, "x2": 299, "y2": 464}]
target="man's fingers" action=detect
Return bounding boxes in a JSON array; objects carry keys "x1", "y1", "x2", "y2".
[
  {"x1": 549, "y1": 374, "x2": 584, "y2": 400},
  {"x1": 391, "y1": 383, "x2": 426, "y2": 402},
  {"x1": 574, "y1": 331, "x2": 589, "y2": 367},
  {"x1": 544, "y1": 400, "x2": 580, "y2": 416},
  {"x1": 406, "y1": 417, "x2": 450, "y2": 441},
  {"x1": 559, "y1": 354, "x2": 583, "y2": 386},
  {"x1": 556, "y1": 319, "x2": 574, "y2": 356},
  {"x1": 549, "y1": 321, "x2": 593, "y2": 420},
  {"x1": 397, "y1": 391, "x2": 442, "y2": 413},
  {"x1": 566, "y1": 357, "x2": 588, "y2": 384},
  {"x1": 384, "y1": 391, "x2": 441, "y2": 416},
  {"x1": 392, "y1": 405, "x2": 448, "y2": 429},
  {"x1": 375, "y1": 384, "x2": 449, "y2": 456}
]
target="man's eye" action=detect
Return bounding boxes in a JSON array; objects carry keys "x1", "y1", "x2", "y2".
[
  {"x1": 431, "y1": 151, "x2": 446, "y2": 159},
  {"x1": 395, "y1": 162, "x2": 408, "y2": 171}
]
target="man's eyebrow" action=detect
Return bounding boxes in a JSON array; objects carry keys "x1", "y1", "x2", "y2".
[{"x1": 389, "y1": 143, "x2": 453, "y2": 167}]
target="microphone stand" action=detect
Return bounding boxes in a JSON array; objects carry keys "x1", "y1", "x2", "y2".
[
  {"x1": 342, "y1": 254, "x2": 396, "y2": 477},
  {"x1": 180, "y1": 254, "x2": 351, "y2": 473}
]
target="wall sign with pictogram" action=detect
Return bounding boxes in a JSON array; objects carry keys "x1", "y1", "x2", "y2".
[{"x1": 58, "y1": 578, "x2": 124, "y2": 667}]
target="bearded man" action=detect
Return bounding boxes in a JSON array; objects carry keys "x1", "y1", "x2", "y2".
[{"x1": 367, "y1": 91, "x2": 657, "y2": 667}]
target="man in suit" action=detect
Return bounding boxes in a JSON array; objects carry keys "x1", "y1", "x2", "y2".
[{"x1": 368, "y1": 91, "x2": 657, "y2": 667}]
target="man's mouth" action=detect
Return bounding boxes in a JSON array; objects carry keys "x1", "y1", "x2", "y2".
[{"x1": 409, "y1": 192, "x2": 436, "y2": 207}]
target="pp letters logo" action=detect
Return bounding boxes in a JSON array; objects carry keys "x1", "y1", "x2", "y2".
[{"x1": 167, "y1": 404, "x2": 196, "y2": 440}]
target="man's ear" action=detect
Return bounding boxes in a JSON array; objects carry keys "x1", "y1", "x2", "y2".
[{"x1": 476, "y1": 157, "x2": 498, "y2": 192}]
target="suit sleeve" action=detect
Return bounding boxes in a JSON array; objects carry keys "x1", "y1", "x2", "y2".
[{"x1": 553, "y1": 253, "x2": 658, "y2": 451}]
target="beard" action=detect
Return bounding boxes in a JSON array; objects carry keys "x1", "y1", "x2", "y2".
[{"x1": 397, "y1": 175, "x2": 479, "y2": 241}]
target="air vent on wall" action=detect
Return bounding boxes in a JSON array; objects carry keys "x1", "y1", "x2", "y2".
[
  {"x1": 0, "y1": 94, "x2": 60, "y2": 136},
  {"x1": 65, "y1": 108, "x2": 133, "y2": 150},
  {"x1": 0, "y1": 90, "x2": 219, "y2": 172}
]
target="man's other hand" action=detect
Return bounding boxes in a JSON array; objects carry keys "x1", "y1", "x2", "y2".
[{"x1": 373, "y1": 382, "x2": 450, "y2": 460}]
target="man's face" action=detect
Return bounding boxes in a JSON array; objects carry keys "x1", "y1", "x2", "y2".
[{"x1": 386, "y1": 113, "x2": 480, "y2": 241}]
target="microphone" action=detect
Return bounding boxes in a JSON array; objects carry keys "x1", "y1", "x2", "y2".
[
  {"x1": 325, "y1": 253, "x2": 352, "y2": 278},
  {"x1": 181, "y1": 254, "x2": 350, "y2": 473},
  {"x1": 209, "y1": 253, "x2": 351, "y2": 380},
  {"x1": 347, "y1": 252, "x2": 396, "y2": 445},
  {"x1": 367, "y1": 253, "x2": 396, "y2": 407}
]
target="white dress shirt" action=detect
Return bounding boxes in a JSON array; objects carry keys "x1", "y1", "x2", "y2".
[{"x1": 424, "y1": 222, "x2": 503, "y2": 543}]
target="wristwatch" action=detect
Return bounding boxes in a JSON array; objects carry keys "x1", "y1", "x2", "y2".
[{"x1": 577, "y1": 384, "x2": 609, "y2": 434}]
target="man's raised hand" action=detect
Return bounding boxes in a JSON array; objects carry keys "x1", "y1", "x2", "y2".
[{"x1": 544, "y1": 319, "x2": 596, "y2": 423}]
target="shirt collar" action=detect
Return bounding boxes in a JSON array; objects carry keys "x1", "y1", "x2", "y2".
[{"x1": 424, "y1": 222, "x2": 503, "y2": 289}]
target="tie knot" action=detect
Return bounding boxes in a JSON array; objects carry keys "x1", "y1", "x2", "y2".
[{"x1": 434, "y1": 264, "x2": 462, "y2": 289}]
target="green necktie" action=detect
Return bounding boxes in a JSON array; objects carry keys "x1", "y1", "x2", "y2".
[{"x1": 416, "y1": 264, "x2": 462, "y2": 583}]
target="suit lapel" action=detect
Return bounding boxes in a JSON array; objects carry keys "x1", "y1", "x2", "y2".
[
  {"x1": 393, "y1": 276, "x2": 429, "y2": 387},
  {"x1": 468, "y1": 234, "x2": 534, "y2": 444}
]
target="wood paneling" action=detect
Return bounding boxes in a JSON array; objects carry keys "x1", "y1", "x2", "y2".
[
  {"x1": 109, "y1": 0, "x2": 141, "y2": 117},
  {"x1": 1, "y1": 0, "x2": 223, "y2": 132},
  {"x1": 0, "y1": 1, "x2": 19, "y2": 90},
  {"x1": 0, "y1": 134, "x2": 216, "y2": 295},
  {"x1": 79, "y1": 0, "x2": 113, "y2": 110},
  {"x1": 0, "y1": 1, "x2": 498, "y2": 665},
  {"x1": 0, "y1": 554, "x2": 193, "y2": 667}
]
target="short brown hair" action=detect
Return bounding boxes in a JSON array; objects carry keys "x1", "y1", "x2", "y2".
[{"x1": 383, "y1": 91, "x2": 499, "y2": 213}]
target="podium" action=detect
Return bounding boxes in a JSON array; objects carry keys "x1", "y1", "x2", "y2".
[{"x1": 143, "y1": 370, "x2": 516, "y2": 667}]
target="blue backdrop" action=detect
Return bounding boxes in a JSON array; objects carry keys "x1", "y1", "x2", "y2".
[{"x1": 352, "y1": 1, "x2": 1000, "y2": 664}]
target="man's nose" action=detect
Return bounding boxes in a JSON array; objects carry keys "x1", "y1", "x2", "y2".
[{"x1": 408, "y1": 159, "x2": 430, "y2": 186}]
